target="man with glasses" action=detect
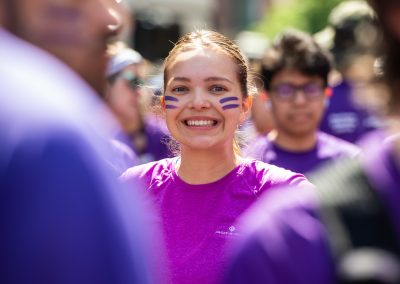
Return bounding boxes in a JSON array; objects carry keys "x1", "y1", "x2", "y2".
[
  {"x1": 244, "y1": 29, "x2": 360, "y2": 175},
  {"x1": 223, "y1": 2, "x2": 400, "y2": 282}
]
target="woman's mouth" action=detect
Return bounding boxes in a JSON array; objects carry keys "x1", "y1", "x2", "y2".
[{"x1": 184, "y1": 119, "x2": 218, "y2": 127}]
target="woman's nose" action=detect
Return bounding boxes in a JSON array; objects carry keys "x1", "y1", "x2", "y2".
[{"x1": 189, "y1": 90, "x2": 211, "y2": 110}]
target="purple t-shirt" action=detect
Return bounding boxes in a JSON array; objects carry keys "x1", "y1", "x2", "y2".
[
  {"x1": 243, "y1": 131, "x2": 360, "y2": 175},
  {"x1": 319, "y1": 80, "x2": 381, "y2": 143},
  {"x1": 116, "y1": 116, "x2": 171, "y2": 165},
  {"x1": 223, "y1": 132, "x2": 400, "y2": 284},
  {"x1": 121, "y1": 158, "x2": 310, "y2": 284}
]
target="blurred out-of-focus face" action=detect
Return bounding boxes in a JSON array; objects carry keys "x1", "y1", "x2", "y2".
[
  {"x1": 6, "y1": 0, "x2": 123, "y2": 95},
  {"x1": 107, "y1": 65, "x2": 144, "y2": 132},
  {"x1": 164, "y1": 47, "x2": 250, "y2": 152},
  {"x1": 269, "y1": 69, "x2": 327, "y2": 138}
]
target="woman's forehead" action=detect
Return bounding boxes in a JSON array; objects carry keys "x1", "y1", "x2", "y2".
[{"x1": 166, "y1": 50, "x2": 238, "y2": 83}]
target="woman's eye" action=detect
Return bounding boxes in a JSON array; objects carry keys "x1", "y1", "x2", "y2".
[
  {"x1": 171, "y1": 86, "x2": 188, "y2": 93},
  {"x1": 210, "y1": 85, "x2": 227, "y2": 93}
]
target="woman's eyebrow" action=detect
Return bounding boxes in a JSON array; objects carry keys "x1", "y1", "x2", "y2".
[
  {"x1": 170, "y1": 77, "x2": 191, "y2": 83},
  {"x1": 205, "y1": 77, "x2": 234, "y2": 84}
]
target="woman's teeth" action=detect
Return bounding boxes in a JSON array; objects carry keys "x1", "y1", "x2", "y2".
[{"x1": 186, "y1": 120, "x2": 216, "y2": 126}]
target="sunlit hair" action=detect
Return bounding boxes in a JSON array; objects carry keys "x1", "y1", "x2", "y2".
[
  {"x1": 162, "y1": 29, "x2": 256, "y2": 156},
  {"x1": 261, "y1": 29, "x2": 333, "y2": 91}
]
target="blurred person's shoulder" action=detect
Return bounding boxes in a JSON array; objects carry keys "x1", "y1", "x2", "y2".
[
  {"x1": 242, "y1": 133, "x2": 272, "y2": 160},
  {"x1": 317, "y1": 131, "x2": 361, "y2": 158},
  {"x1": 237, "y1": 158, "x2": 312, "y2": 196},
  {"x1": 120, "y1": 157, "x2": 177, "y2": 188},
  {"x1": 227, "y1": 182, "x2": 335, "y2": 284}
]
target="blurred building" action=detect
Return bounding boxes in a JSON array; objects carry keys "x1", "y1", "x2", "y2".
[
  {"x1": 127, "y1": 0, "x2": 215, "y2": 62},
  {"x1": 126, "y1": 0, "x2": 271, "y2": 62},
  {"x1": 216, "y1": 0, "x2": 271, "y2": 37}
]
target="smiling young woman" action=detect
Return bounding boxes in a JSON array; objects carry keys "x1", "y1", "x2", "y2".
[{"x1": 120, "y1": 29, "x2": 312, "y2": 284}]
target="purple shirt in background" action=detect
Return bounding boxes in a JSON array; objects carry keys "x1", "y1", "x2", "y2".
[
  {"x1": 244, "y1": 131, "x2": 360, "y2": 176},
  {"x1": 320, "y1": 80, "x2": 381, "y2": 144},
  {"x1": 222, "y1": 132, "x2": 400, "y2": 284},
  {"x1": 116, "y1": 121, "x2": 171, "y2": 165},
  {"x1": 121, "y1": 158, "x2": 311, "y2": 284}
]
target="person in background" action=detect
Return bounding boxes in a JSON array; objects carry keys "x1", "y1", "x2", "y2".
[
  {"x1": 223, "y1": 1, "x2": 400, "y2": 283},
  {"x1": 244, "y1": 29, "x2": 360, "y2": 176},
  {"x1": 318, "y1": 0, "x2": 383, "y2": 144},
  {"x1": 0, "y1": 0, "x2": 159, "y2": 283},
  {"x1": 234, "y1": 31, "x2": 274, "y2": 137},
  {"x1": 120, "y1": 29, "x2": 311, "y2": 284},
  {"x1": 106, "y1": 42, "x2": 171, "y2": 164}
]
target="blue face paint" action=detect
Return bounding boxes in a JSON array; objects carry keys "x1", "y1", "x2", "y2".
[
  {"x1": 222, "y1": 104, "x2": 240, "y2": 110},
  {"x1": 164, "y1": 96, "x2": 179, "y2": 102},
  {"x1": 164, "y1": 96, "x2": 179, "y2": 109},
  {"x1": 220, "y1": 97, "x2": 239, "y2": 110},
  {"x1": 219, "y1": 97, "x2": 238, "y2": 104}
]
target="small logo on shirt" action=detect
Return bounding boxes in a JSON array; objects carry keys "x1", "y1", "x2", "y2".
[{"x1": 215, "y1": 225, "x2": 239, "y2": 236}]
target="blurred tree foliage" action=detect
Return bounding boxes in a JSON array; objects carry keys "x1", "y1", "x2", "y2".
[{"x1": 254, "y1": 0, "x2": 344, "y2": 38}]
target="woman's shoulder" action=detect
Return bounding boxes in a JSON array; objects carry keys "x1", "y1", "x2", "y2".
[
  {"x1": 238, "y1": 158, "x2": 312, "y2": 195},
  {"x1": 242, "y1": 135, "x2": 271, "y2": 159},
  {"x1": 120, "y1": 157, "x2": 176, "y2": 186},
  {"x1": 317, "y1": 131, "x2": 361, "y2": 158}
]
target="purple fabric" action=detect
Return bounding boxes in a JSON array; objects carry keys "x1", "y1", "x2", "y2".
[
  {"x1": 319, "y1": 80, "x2": 381, "y2": 143},
  {"x1": 361, "y1": 132, "x2": 400, "y2": 245},
  {"x1": 116, "y1": 122, "x2": 171, "y2": 165},
  {"x1": 222, "y1": 132, "x2": 400, "y2": 284},
  {"x1": 244, "y1": 131, "x2": 360, "y2": 175},
  {"x1": 0, "y1": 28, "x2": 157, "y2": 284},
  {"x1": 121, "y1": 158, "x2": 311, "y2": 284}
]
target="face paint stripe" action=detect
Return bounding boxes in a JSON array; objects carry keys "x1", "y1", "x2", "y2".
[
  {"x1": 164, "y1": 96, "x2": 179, "y2": 102},
  {"x1": 165, "y1": 105, "x2": 178, "y2": 109},
  {"x1": 222, "y1": 104, "x2": 240, "y2": 110},
  {"x1": 219, "y1": 97, "x2": 239, "y2": 104}
]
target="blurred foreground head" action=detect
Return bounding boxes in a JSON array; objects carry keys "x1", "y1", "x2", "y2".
[
  {"x1": 0, "y1": 0, "x2": 123, "y2": 95},
  {"x1": 368, "y1": 0, "x2": 400, "y2": 115},
  {"x1": 330, "y1": 0, "x2": 377, "y2": 71}
]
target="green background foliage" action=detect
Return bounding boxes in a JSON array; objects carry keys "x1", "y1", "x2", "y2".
[{"x1": 254, "y1": 0, "x2": 344, "y2": 38}]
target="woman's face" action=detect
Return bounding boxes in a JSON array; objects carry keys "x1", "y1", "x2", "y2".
[
  {"x1": 107, "y1": 65, "x2": 144, "y2": 132},
  {"x1": 163, "y1": 47, "x2": 250, "y2": 152}
]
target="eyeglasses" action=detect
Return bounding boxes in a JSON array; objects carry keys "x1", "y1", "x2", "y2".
[
  {"x1": 120, "y1": 71, "x2": 145, "y2": 90},
  {"x1": 108, "y1": 70, "x2": 144, "y2": 90},
  {"x1": 270, "y1": 83, "x2": 325, "y2": 101}
]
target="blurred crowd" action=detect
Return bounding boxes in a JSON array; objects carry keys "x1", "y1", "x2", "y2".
[{"x1": 1, "y1": 0, "x2": 400, "y2": 284}]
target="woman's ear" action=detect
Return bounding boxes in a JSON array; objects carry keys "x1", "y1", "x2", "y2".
[
  {"x1": 259, "y1": 90, "x2": 269, "y2": 101},
  {"x1": 240, "y1": 96, "x2": 252, "y2": 123},
  {"x1": 160, "y1": 96, "x2": 166, "y2": 111}
]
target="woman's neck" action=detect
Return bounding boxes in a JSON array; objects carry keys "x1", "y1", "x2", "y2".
[{"x1": 177, "y1": 147, "x2": 239, "y2": 185}]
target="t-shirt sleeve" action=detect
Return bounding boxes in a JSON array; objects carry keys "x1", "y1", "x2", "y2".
[{"x1": 253, "y1": 161, "x2": 314, "y2": 196}]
